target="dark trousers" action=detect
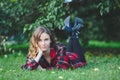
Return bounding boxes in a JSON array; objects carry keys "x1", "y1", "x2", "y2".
[{"x1": 67, "y1": 38, "x2": 86, "y2": 62}]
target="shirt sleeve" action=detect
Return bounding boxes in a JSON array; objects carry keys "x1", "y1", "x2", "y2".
[{"x1": 21, "y1": 58, "x2": 39, "y2": 70}]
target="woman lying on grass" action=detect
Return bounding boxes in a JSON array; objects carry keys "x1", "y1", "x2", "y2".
[{"x1": 21, "y1": 26, "x2": 87, "y2": 70}]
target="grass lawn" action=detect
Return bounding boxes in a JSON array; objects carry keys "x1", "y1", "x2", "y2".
[
  {"x1": 88, "y1": 40, "x2": 120, "y2": 48},
  {"x1": 0, "y1": 52, "x2": 120, "y2": 80}
]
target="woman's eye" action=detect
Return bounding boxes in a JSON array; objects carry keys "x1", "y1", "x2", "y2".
[
  {"x1": 45, "y1": 38, "x2": 49, "y2": 41},
  {"x1": 39, "y1": 39, "x2": 41, "y2": 41}
]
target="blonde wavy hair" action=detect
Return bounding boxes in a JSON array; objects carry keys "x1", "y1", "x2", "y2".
[{"x1": 27, "y1": 26, "x2": 56, "y2": 59}]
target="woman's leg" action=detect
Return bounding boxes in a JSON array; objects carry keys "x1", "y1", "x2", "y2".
[
  {"x1": 67, "y1": 38, "x2": 86, "y2": 62},
  {"x1": 66, "y1": 38, "x2": 73, "y2": 52}
]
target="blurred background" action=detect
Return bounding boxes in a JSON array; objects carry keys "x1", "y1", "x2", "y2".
[{"x1": 0, "y1": 0, "x2": 120, "y2": 56}]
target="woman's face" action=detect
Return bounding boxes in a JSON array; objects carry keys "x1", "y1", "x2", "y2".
[{"x1": 38, "y1": 32, "x2": 51, "y2": 52}]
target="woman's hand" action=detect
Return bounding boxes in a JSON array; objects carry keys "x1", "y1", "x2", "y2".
[
  {"x1": 38, "y1": 47, "x2": 42, "y2": 54},
  {"x1": 34, "y1": 47, "x2": 43, "y2": 62}
]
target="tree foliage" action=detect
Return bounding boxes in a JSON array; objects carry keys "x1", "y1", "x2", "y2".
[{"x1": 0, "y1": 0, "x2": 120, "y2": 54}]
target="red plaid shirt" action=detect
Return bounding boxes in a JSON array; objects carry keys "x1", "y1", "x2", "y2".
[{"x1": 21, "y1": 43, "x2": 86, "y2": 70}]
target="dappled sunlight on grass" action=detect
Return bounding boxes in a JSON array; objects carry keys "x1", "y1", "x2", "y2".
[
  {"x1": 0, "y1": 68, "x2": 3, "y2": 71},
  {"x1": 93, "y1": 67, "x2": 99, "y2": 71},
  {"x1": 0, "y1": 52, "x2": 120, "y2": 80},
  {"x1": 118, "y1": 67, "x2": 120, "y2": 69},
  {"x1": 58, "y1": 76, "x2": 64, "y2": 79},
  {"x1": 4, "y1": 54, "x2": 8, "y2": 58},
  {"x1": 51, "y1": 71, "x2": 55, "y2": 74}
]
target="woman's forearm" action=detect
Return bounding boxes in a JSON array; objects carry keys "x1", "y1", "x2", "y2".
[{"x1": 34, "y1": 51, "x2": 42, "y2": 62}]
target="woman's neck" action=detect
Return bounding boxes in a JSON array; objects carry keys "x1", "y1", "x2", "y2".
[
  {"x1": 43, "y1": 48, "x2": 50, "y2": 58},
  {"x1": 43, "y1": 48, "x2": 51, "y2": 64}
]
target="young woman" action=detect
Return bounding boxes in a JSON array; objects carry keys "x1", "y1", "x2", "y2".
[{"x1": 21, "y1": 26, "x2": 86, "y2": 70}]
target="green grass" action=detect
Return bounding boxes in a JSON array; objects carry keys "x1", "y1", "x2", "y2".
[
  {"x1": 0, "y1": 52, "x2": 120, "y2": 80},
  {"x1": 88, "y1": 40, "x2": 120, "y2": 48}
]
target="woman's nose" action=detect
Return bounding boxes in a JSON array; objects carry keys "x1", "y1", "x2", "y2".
[{"x1": 41, "y1": 41, "x2": 45, "y2": 45}]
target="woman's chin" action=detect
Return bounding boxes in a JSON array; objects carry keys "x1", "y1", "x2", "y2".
[{"x1": 41, "y1": 49, "x2": 47, "y2": 52}]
